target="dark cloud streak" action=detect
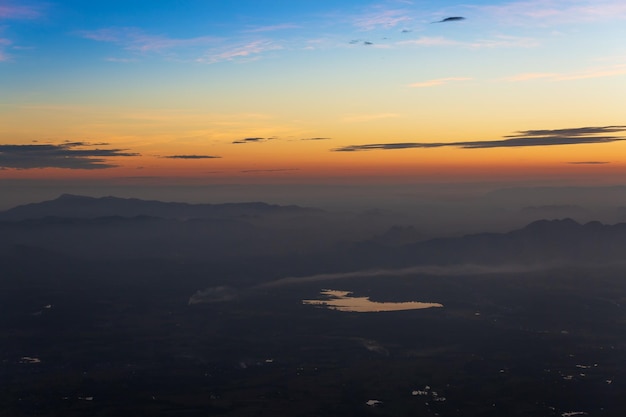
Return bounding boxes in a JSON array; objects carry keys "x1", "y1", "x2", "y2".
[
  {"x1": 433, "y1": 16, "x2": 466, "y2": 23},
  {"x1": 240, "y1": 168, "x2": 299, "y2": 173},
  {"x1": 162, "y1": 155, "x2": 221, "y2": 159},
  {"x1": 0, "y1": 143, "x2": 138, "y2": 170},
  {"x1": 232, "y1": 137, "x2": 274, "y2": 144},
  {"x1": 567, "y1": 161, "x2": 610, "y2": 165},
  {"x1": 333, "y1": 125, "x2": 626, "y2": 152},
  {"x1": 506, "y1": 126, "x2": 626, "y2": 137}
]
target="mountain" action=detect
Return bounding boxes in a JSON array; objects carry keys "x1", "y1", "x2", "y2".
[
  {"x1": 0, "y1": 195, "x2": 343, "y2": 261},
  {"x1": 394, "y1": 218, "x2": 626, "y2": 266},
  {"x1": 2, "y1": 194, "x2": 626, "y2": 271},
  {"x1": 482, "y1": 186, "x2": 626, "y2": 207},
  {"x1": 323, "y1": 218, "x2": 626, "y2": 272},
  {"x1": 0, "y1": 194, "x2": 319, "y2": 221}
]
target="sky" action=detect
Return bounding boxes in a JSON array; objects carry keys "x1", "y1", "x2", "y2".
[{"x1": 1, "y1": 0, "x2": 626, "y2": 201}]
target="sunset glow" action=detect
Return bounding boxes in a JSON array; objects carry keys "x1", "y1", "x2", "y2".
[{"x1": 2, "y1": 0, "x2": 626, "y2": 191}]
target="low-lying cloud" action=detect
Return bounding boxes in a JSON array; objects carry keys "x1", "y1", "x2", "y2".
[
  {"x1": 190, "y1": 263, "x2": 554, "y2": 305},
  {"x1": 256, "y1": 264, "x2": 545, "y2": 288}
]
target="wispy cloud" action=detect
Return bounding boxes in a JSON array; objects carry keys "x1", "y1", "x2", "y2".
[
  {"x1": 78, "y1": 27, "x2": 218, "y2": 53},
  {"x1": 0, "y1": 3, "x2": 42, "y2": 61},
  {"x1": 300, "y1": 137, "x2": 332, "y2": 141},
  {"x1": 505, "y1": 72, "x2": 557, "y2": 81},
  {"x1": 343, "y1": 113, "x2": 400, "y2": 123},
  {"x1": 333, "y1": 125, "x2": 626, "y2": 152},
  {"x1": 198, "y1": 40, "x2": 282, "y2": 63},
  {"x1": 478, "y1": 0, "x2": 626, "y2": 25},
  {"x1": 399, "y1": 36, "x2": 458, "y2": 47},
  {"x1": 162, "y1": 154, "x2": 221, "y2": 159},
  {"x1": 244, "y1": 23, "x2": 300, "y2": 33},
  {"x1": 399, "y1": 35, "x2": 539, "y2": 49},
  {"x1": 257, "y1": 264, "x2": 544, "y2": 288},
  {"x1": 0, "y1": 3, "x2": 41, "y2": 19},
  {"x1": 0, "y1": 142, "x2": 138, "y2": 169},
  {"x1": 567, "y1": 161, "x2": 610, "y2": 164},
  {"x1": 353, "y1": 8, "x2": 412, "y2": 30},
  {"x1": 104, "y1": 57, "x2": 139, "y2": 63},
  {"x1": 408, "y1": 77, "x2": 472, "y2": 88},
  {"x1": 240, "y1": 168, "x2": 299, "y2": 173},
  {"x1": 506, "y1": 64, "x2": 626, "y2": 82},
  {"x1": 0, "y1": 37, "x2": 10, "y2": 61},
  {"x1": 79, "y1": 28, "x2": 283, "y2": 63}
]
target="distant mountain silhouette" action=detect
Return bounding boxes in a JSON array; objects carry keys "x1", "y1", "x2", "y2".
[
  {"x1": 483, "y1": 186, "x2": 626, "y2": 207},
  {"x1": 0, "y1": 194, "x2": 319, "y2": 221},
  {"x1": 396, "y1": 218, "x2": 626, "y2": 266},
  {"x1": 371, "y1": 225, "x2": 425, "y2": 246},
  {"x1": 328, "y1": 218, "x2": 626, "y2": 271},
  {"x1": 2, "y1": 195, "x2": 626, "y2": 269},
  {"x1": 0, "y1": 195, "x2": 335, "y2": 261}
]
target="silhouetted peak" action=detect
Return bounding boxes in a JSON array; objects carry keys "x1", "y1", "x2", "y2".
[
  {"x1": 0, "y1": 194, "x2": 317, "y2": 221},
  {"x1": 523, "y1": 218, "x2": 581, "y2": 232},
  {"x1": 56, "y1": 194, "x2": 94, "y2": 201},
  {"x1": 584, "y1": 220, "x2": 604, "y2": 229}
]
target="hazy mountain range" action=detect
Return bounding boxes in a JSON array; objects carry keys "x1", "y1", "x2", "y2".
[{"x1": 2, "y1": 195, "x2": 625, "y2": 276}]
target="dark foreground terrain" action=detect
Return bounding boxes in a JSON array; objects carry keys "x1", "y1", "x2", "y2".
[{"x1": 2, "y1": 255, "x2": 625, "y2": 416}]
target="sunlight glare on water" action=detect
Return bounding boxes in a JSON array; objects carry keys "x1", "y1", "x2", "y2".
[{"x1": 302, "y1": 289, "x2": 443, "y2": 312}]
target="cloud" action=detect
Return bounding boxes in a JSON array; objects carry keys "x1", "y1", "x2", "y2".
[
  {"x1": 257, "y1": 264, "x2": 544, "y2": 288},
  {"x1": 0, "y1": 142, "x2": 138, "y2": 170},
  {"x1": 343, "y1": 113, "x2": 400, "y2": 122},
  {"x1": 478, "y1": 0, "x2": 626, "y2": 25},
  {"x1": 353, "y1": 8, "x2": 413, "y2": 30},
  {"x1": 198, "y1": 40, "x2": 282, "y2": 63},
  {"x1": 244, "y1": 24, "x2": 300, "y2": 33},
  {"x1": 79, "y1": 27, "x2": 282, "y2": 64},
  {"x1": 408, "y1": 77, "x2": 472, "y2": 88},
  {"x1": 190, "y1": 263, "x2": 546, "y2": 305},
  {"x1": 567, "y1": 161, "x2": 610, "y2": 165},
  {"x1": 104, "y1": 57, "x2": 139, "y2": 63},
  {"x1": 506, "y1": 126, "x2": 626, "y2": 137},
  {"x1": 300, "y1": 137, "x2": 332, "y2": 141},
  {"x1": 0, "y1": 3, "x2": 42, "y2": 61},
  {"x1": 332, "y1": 125, "x2": 626, "y2": 152},
  {"x1": 506, "y1": 64, "x2": 626, "y2": 82},
  {"x1": 432, "y1": 16, "x2": 466, "y2": 23},
  {"x1": 77, "y1": 27, "x2": 218, "y2": 53},
  {"x1": 399, "y1": 35, "x2": 539, "y2": 49},
  {"x1": 240, "y1": 168, "x2": 299, "y2": 173},
  {"x1": 232, "y1": 137, "x2": 275, "y2": 144},
  {"x1": 0, "y1": 3, "x2": 41, "y2": 19},
  {"x1": 349, "y1": 39, "x2": 375, "y2": 46},
  {"x1": 505, "y1": 72, "x2": 557, "y2": 81},
  {"x1": 0, "y1": 38, "x2": 10, "y2": 62},
  {"x1": 189, "y1": 286, "x2": 239, "y2": 305},
  {"x1": 162, "y1": 154, "x2": 221, "y2": 159},
  {"x1": 399, "y1": 36, "x2": 459, "y2": 47}
]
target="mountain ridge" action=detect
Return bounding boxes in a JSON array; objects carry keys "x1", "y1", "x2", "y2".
[{"x1": 0, "y1": 194, "x2": 320, "y2": 221}]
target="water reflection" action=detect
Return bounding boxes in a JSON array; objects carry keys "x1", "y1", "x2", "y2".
[
  {"x1": 20, "y1": 357, "x2": 41, "y2": 364},
  {"x1": 302, "y1": 290, "x2": 443, "y2": 312}
]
